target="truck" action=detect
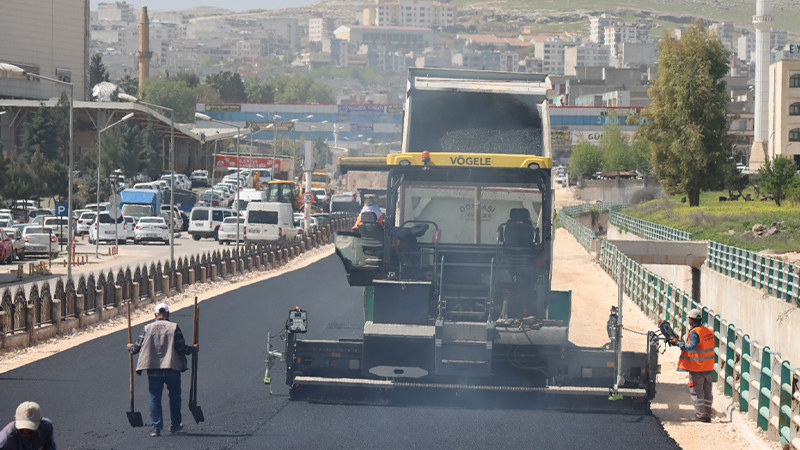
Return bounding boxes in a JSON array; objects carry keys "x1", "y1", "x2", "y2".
[
  {"x1": 277, "y1": 69, "x2": 660, "y2": 404},
  {"x1": 120, "y1": 189, "x2": 162, "y2": 221}
]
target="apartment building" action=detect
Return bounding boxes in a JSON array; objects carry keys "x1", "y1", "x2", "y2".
[
  {"x1": 564, "y1": 44, "x2": 610, "y2": 76},
  {"x1": 535, "y1": 38, "x2": 566, "y2": 75},
  {"x1": 363, "y1": 0, "x2": 455, "y2": 28},
  {"x1": 309, "y1": 18, "x2": 337, "y2": 42}
]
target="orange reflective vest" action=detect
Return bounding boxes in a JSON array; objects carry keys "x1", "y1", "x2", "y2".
[{"x1": 678, "y1": 325, "x2": 715, "y2": 372}]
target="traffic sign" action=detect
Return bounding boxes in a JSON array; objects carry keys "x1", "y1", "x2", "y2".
[
  {"x1": 55, "y1": 203, "x2": 68, "y2": 217},
  {"x1": 109, "y1": 193, "x2": 121, "y2": 206},
  {"x1": 303, "y1": 192, "x2": 315, "y2": 204},
  {"x1": 108, "y1": 206, "x2": 122, "y2": 220}
]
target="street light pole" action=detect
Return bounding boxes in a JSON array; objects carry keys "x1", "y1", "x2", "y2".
[
  {"x1": 95, "y1": 112, "x2": 135, "y2": 258},
  {"x1": 0, "y1": 63, "x2": 74, "y2": 281},
  {"x1": 119, "y1": 93, "x2": 176, "y2": 264},
  {"x1": 195, "y1": 112, "x2": 242, "y2": 251}
]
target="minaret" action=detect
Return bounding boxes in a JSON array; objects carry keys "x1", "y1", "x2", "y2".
[
  {"x1": 136, "y1": 6, "x2": 153, "y2": 94},
  {"x1": 750, "y1": 0, "x2": 773, "y2": 169}
]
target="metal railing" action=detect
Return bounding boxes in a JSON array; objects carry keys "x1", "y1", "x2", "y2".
[
  {"x1": 560, "y1": 206, "x2": 800, "y2": 449},
  {"x1": 608, "y1": 209, "x2": 692, "y2": 241}
]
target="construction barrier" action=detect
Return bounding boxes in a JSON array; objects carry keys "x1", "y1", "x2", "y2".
[{"x1": 561, "y1": 205, "x2": 800, "y2": 449}]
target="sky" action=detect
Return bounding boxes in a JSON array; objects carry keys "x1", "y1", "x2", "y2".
[{"x1": 90, "y1": 0, "x2": 318, "y2": 12}]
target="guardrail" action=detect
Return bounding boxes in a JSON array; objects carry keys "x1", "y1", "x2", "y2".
[
  {"x1": 0, "y1": 214, "x2": 355, "y2": 352},
  {"x1": 560, "y1": 207, "x2": 799, "y2": 449},
  {"x1": 608, "y1": 209, "x2": 692, "y2": 241},
  {"x1": 558, "y1": 203, "x2": 618, "y2": 252}
]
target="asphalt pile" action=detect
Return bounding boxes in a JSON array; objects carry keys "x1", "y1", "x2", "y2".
[{"x1": 438, "y1": 127, "x2": 544, "y2": 155}]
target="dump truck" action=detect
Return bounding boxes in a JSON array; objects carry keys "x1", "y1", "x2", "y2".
[{"x1": 276, "y1": 69, "x2": 660, "y2": 404}]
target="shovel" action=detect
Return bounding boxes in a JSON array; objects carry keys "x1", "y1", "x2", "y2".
[
  {"x1": 189, "y1": 296, "x2": 205, "y2": 423},
  {"x1": 126, "y1": 300, "x2": 144, "y2": 427}
]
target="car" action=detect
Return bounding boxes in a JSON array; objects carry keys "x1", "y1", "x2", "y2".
[
  {"x1": 21, "y1": 226, "x2": 58, "y2": 257},
  {"x1": 85, "y1": 203, "x2": 110, "y2": 214},
  {"x1": 311, "y1": 213, "x2": 332, "y2": 230},
  {"x1": 42, "y1": 216, "x2": 69, "y2": 244},
  {"x1": 0, "y1": 229, "x2": 13, "y2": 264},
  {"x1": 188, "y1": 207, "x2": 237, "y2": 241},
  {"x1": 124, "y1": 216, "x2": 136, "y2": 241},
  {"x1": 133, "y1": 182, "x2": 159, "y2": 191},
  {"x1": 190, "y1": 170, "x2": 210, "y2": 188},
  {"x1": 295, "y1": 217, "x2": 319, "y2": 239},
  {"x1": 88, "y1": 212, "x2": 126, "y2": 245},
  {"x1": 0, "y1": 218, "x2": 16, "y2": 228},
  {"x1": 75, "y1": 212, "x2": 97, "y2": 237},
  {"x1": 161, "y1": 174, "x2": 191, "y2": 191},
  {"x1": 133, "y1": 216, "x2": 170, "y2": 245},
  {"x1": 212, "y1": 184, "x2": 233, "y2": 199},
  {"x1": 217, "y1": 216, "x2": 245, "y2": 245},
  {"x1": 159, "y1": 205, "x2": 184, "y2": 232},
  {"x1": 198, "y1": 192, "x2": 223, "y2": 207},
  {"x1": 3, "y1": 228, "x2": 25, "y2": 260},
  {"x1": 310, "y1": 188, "x2": 328, "y2": 204},
  {"x1": 154, "y1": 179, "x2": 170, "y2": 193}
]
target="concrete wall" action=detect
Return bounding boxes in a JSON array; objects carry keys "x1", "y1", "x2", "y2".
[
  {"x1": 608, "y1": 223, "x2": 800, "y2": 366},
  {"x1": 575, "y1": 177, "x2": 664, "y2": 205}
]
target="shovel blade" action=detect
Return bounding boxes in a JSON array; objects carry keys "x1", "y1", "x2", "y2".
[
  {"x1": 127, "y1": 411, "x2": 144, "y2": 427},
  {"x1": 190, "y1": 405, "x2": 205, "y2": 424}
]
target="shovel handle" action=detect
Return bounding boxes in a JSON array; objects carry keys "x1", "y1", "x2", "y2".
[{"x1": 127, "y1": 300, "x2": 135, "y2": 411}]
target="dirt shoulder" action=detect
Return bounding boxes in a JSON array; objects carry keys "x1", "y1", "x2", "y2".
[{"x1": 0, "y1": 244, "x2": 335, "y2": 374}]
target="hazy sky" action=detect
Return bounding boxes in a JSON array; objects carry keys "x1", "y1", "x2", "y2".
[{"x1": 90, "y1": 0, "x2": 318, "y2": 12}]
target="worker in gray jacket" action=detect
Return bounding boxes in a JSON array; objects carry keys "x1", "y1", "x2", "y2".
[
  {"x1": 127, "y1": 303, "x2": 198, "y2": 437},
  {"x1": 0, "y1": 402, "x2": 55, "y2": 450}
]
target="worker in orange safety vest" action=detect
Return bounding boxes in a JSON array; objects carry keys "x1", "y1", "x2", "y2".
[{"x1": 669, "y1": 308, "x2": 715, "y2": 422}]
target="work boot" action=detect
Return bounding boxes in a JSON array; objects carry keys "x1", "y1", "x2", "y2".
[
  {"x1": 695, "y1": 416, "x2": 711, "y2": 423},
  {"x1": 169, "y1": 423, "x2": 184, "y2": 433},
  {"x1": 150, "y1": 429, "x2": 160, "y2": 437}
]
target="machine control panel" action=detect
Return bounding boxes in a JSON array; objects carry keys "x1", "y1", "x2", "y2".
[{"x1": 287, "y1": 307, "x2": 307, "y2": 333}]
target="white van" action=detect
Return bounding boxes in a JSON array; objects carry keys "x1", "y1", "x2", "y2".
[
  {"x1": 245, "y1": 202, "x2": 295, "y2": 243},
  {"x1": 188, "y1": 206, "x2": 236, "y2": 241},
  {"x1": 235, "y1": 188, "x2": 268, "y2": 213}
]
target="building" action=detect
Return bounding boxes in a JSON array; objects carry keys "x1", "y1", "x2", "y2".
[
  {"x1": 534, "y1": 38, "x2": 566, "y2": 75},
  {"x1": 258, "y1": 18, "x2": 299, "y2": 50},
  {"x1": 589, "y1": 14, "x2": 618, "y2": 44},
  {"x1": 97, "y1": 1, "x2": 135, "y2": 23},
  {"x1": 768, "y1": 59, "x2": 800, "y2": 164},
  {"x1": 564, "y1": 44, "x2": 610, "y2": 76},
  {"x1": 333, "y1": 25, "x2": 434, "y2": 50},
  {"x1": 614, "y1": 42, "x2": 657, "y2": 69},
  {"x1": 309, "y1": 18, "x2": 336, "y2": 42},
  {"x1": 603, "y1": 23, "x2": 640, "y2": 45},
  {"x1": 0, "y1": 0, "x2": 90, "y2": 101},
  {"x1": 363, "y1": 0, "x2": 455, "y2": 28}
]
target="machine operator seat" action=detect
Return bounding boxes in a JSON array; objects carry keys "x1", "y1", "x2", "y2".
[
  {"x1": 502, "y1": 208, "x2": 537, "y2": 252},
  {"x1": 359, "y1": 212, "x2": 384, "y2": 265}
]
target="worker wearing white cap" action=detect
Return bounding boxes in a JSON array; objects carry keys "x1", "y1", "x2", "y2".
[
  {"x1": 669, "y1": 308, "x2": 715, "y2": 422},
  {"x1": 0, "y1": 401, "x2": 56, "y2": 449},
  {"x1": 127, "y1": 303, "x2": 198, "y2": 437}
]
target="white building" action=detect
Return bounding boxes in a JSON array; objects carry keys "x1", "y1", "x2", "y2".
[
  {"x1": 259, "y1": 18, "x2": 299, "y2": 50},
  {"x1": 564, "y1": 44, "x2": 610, "y2": 76},
  {"x1": 1, "y1": 0, "x2": 90, "y2": 101},
  {"x1": 334, "y1": 25, "x2": 434, "y2": 50},
  {"x1": 615, "y1": 42, "x2": 657, "y2": 69},
  {"x1": 363, "y1": 0, "x2": 455, "y2": 28},
  {"x1": 589, "y1": 14, "x2": 618, "y2": 44},
  {"x1": 309, "y1": 18, "x2": 337, "y2": 42},
  {"x1": 97, "y1": 1, "x2": 135, "y2": 23},
  {"x1": 186, "y1": 17, "x2": 230, "y2": 40},
  {"x1": 535, "y1": 38, "x2": 566, "y2": 75}
]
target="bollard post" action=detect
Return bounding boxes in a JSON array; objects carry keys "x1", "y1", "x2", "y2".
[
  {"x1": 52, "y1": 299, "x2": 62, "y2": 331},
  {"x1": 132, "y1": 282, "x2": 140, "y2": 302},
  {"x1": 200, "y1": 266, "x2": 207, "y2": 283},
  {"x1": 25, "y1": 302, "x2": 35, "y2": 344},
  {"x1": 148, "y1": 278, "x2": 155, "y2": 301},
  {"x1": 162, "y1": 275, "x2": 170, "y2": 297},
  {"x1": 0, "y1": 311, "x2": 6, "y2": 349},
  {"x1": 176, "y1": 272, "x2": 183, "y2": 293},
  {"x1": 28, "y1": 263, "x2": 34, "y2": 276},
  {"x1": 188, "y1": 268, "x2": 195, "y2": 285}
]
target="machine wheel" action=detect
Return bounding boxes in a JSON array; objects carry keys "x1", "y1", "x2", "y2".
[
  {"x1": 214, "y1": 227, "x2": 220, "y2": 241},
  {"x1": 16, "y1": 250, "x2": 23, "y2": 261},
  {"x1": 192, "y1": 234, "x2": 201, "y2": 241}
]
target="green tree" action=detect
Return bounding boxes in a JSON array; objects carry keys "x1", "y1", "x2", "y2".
[
  {"x1": 140, "y1": 77, "x2": 197, "y2": 122},
  {"x1": 569, "y1": 141, "x2": 603, "y2": 178},
  {"x1": 30, "y1": 152, "x2": 68, "y2": 200},
  {"x1": 116, "y1": 121, "x2": 141, "y2": 179},
  {"x1": 244, "y1": 77, "x2": 275, "y2": 103},
  {"x1": 117, "y1": 74, "x2": 139, "y2": 97},
  {"x1": 2, "y1": 155, "x2": 36, "y2": 203},
  {"x1": 205, "y1": 71, "x2": 247, "y2": 103},
  {"x1": 629, "y1": 140, "x2": 652, "y2": 174},
  {"x1": 267, "y1": 74, "x2": 335, "y2": 104},
  {"x1": 89, "y1": 53, "x2": 110, "y2": 87},
  {"x1": 638, "y1": 22, "x2": 732, "y2": 206},
  {"x1": 599, "y1": 124, "x2": 632, "y2": 173},
  {"x1": 21, "y1": 105, "x2": 62, "y2": 160},
  {"x1": 194, "y1": 83, "x2": 222, "y2": 103},
  {"x1": 139, "y1": 119, "x2": 163, "y2": 179},
  {"x1": 174, "y1": 73, "x2": 200, "y2": 88},
  {"x1": 758, "y1": 155, "x2": 797, "y2": 206}
]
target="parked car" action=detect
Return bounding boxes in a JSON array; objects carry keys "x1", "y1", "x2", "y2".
[
  {"x1": 21, "y1": 226, "x2": 58, "y2": 257},
  {"x1": 198, "y1": 192, "x2": 224, "y2": 207},
  {"x1": 159, "y1": 204, "x2": 184, "y2": 232},
  {"x1": 88, "y1": 212, "x2": 126, "y2": 244},
  {"x1": 3, "y1": 228, "x2": 25, "y2": 260},
  {"x1": 218, "y1": 216, "x2": 245, "y2": 245},
  {"x1": 311, "y1": 213, "x2": 332, "y2": 231},
  {"x1": 161, "y1": 174, "x2": 191, "y2": 191},
  {"x1": 190, "y1": 170, "x2": 210, "y2": 188},
  {"x1": 133, "y1": 216, "x2": 170, "y2": 245},
  {"x1": 188, "y1": 207, "x2": 237, "y2": 241},
  {"x1": 84, "y1": 203, "x2": 110, "y2": 213},
  {"x1": 245, "y1": 202, "x2": 296, "y2": 243},
  {"x1": 124, "y1": 216, "x2": 136, "y2": 241},
  {"x1": 295, "y1": 217, "x2": 319, "y2": 239},
  {"x1": 75, "y1": 212, "x2": 97, "y2": 237},
  {"x1": 42, "y1": 216, "x2": 70, "y2": 244},
  {"x1": 0, "y1": 229, "x2": 14, "y2": 264}
]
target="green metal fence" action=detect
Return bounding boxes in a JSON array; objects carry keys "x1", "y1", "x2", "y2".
[
  {"x1": 558, "y1": 203, "x2": 618, "y2": 252},
  {"x1": 608, "y1": 209, "x2": 693, "y2": 241},
  {"x1": 560, "y1": 206, "x2": 800, "y2": 449}
]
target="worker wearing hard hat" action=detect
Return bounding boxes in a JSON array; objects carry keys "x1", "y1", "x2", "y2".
[{"x1": 669, "y1": 308, "x2": 715, "y2": 423}]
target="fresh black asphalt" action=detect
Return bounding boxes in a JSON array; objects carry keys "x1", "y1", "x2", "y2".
[{"x1": 0, "y1": 255, "x2": 681, "y2": 449}]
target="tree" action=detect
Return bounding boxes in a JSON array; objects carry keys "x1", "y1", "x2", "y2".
[
  {"x1": 599, "y1": 124, "x2": 632, "y2": 173},
  {"x1": 139, "y1": 119, "x2": 163, "y2": 179},
  {"x1": 89, "y1": 53, "x2": 110, "y2": 87},
  {"x1": 194, "y1": 83, "x2": 222, "y2": 103},
  {"x1": 174, "y1": 73, "x2": 200, "y2": 88},
  {"x1": 569, "y1": 141, "x2": 603, "y2": 178},
  {"x1": 2, "y1": 155, "x2": 37, "y2": 203},
  {"x1": 758, "y1": 155, "x2": 797, "y2": 206},
  {"x1": 115, "y1": 121, "x2": 142, "y2": 179},
  {"x1": 638, "y1": 22, "x2": 732, "y2": 206},
  {"x1": 117, "y1": 74, "x2": 138, "y2": 97},
  {"x1": 21, "y1": 105, "x2": 62, "y2": 160},
  {"x1": 244, "y1": 77, "x2": 275, "y2": 103},
  {"x1": 140, "y1": 77, "x2": 197, "y2": 122},
  {"x1": 205, "y1": 71, "x2": 247, "y2": 103},
  {"x1": 267, "y1": 74, "x2": 335, "y2": 104}
]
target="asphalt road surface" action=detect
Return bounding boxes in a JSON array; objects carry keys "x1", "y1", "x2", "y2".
[{"x1": 0, "y1": 255, "x2": 681, "y2": 449}]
